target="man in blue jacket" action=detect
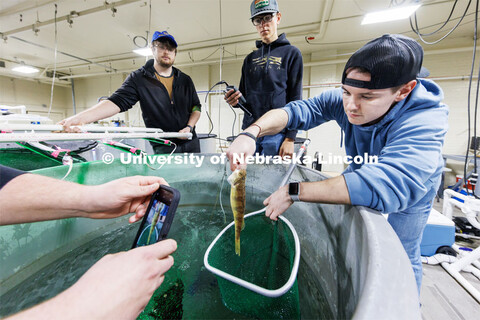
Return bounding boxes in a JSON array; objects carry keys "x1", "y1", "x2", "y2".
[
  {"x1": 60, "y1": 31, "x2": 201, "y2": 154},
  {"x1": 225, "y1": 0, "x2": 303, "y2": 157},
  {"x1": 227, "y1": 34, "x2": 449, "y2": 294}
]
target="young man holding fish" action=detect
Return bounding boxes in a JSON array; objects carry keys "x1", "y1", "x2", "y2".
[{"x1": 226, "y1": 34, "x2": 448, "y2": 295}]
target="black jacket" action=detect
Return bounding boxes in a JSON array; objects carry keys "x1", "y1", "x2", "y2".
[
  {"x1": 239, "y1": 33, "x2": 303, "y2": 139},
  {"x1": 0, "y1": 165, "x2": 25, "y2": 189},
  {"x1": 109, "y1": 59, "x2": 201, "y2": 135}
]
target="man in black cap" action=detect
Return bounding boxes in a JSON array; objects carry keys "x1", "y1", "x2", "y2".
[
  {"x1": 225, "y1": 0, "x2": 303, "y2": 157},
  {"x1": 60, "y1": 31, "x2": 202, "y2": 154},
  {"x1": 227, "y1": 34, "x2": 449, "y2": 294}
]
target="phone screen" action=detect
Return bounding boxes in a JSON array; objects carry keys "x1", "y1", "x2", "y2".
[
  {"x1": 135, "y1": 199, "x2": 169, "y2": 247},
  {"x1": 132, "y1": 185, "x2": 180, "y2": 249}
]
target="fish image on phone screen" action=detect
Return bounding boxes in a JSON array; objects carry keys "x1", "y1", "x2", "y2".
[{"x1": 136, "y1": 200, "x2": 169, "y2": 247}]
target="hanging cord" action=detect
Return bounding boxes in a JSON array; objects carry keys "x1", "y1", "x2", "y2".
[
  {"x1": 413, "y1": 0, "x2": 459, "y2": 37},
  {"x1": 61, "y1": 154, "x2": 73, "y2": 180},
  {"x1": 205, "y1": 80, "x2": 241, "y2": 139},
  {"x1": 306, "y1": 13, "x2": 477, "y2": 46},
  {"x1": 47, "y1": 4, "x2": 58, "y2": 118},
  {"x1": 203, "y1": 83, "x2": 218, "y2": 136},
  {"x1": 218, "y1": 0, "x2": 224, "y2": 141},
  {"x1": 147, "y1": 0, "x2": 152, "y2": 41},
  {"x1": 228, "y1": 103, "x2": 237, "y2": 138},
  {"x1": 213, "y1": 161, "x2": 228, "y2": 224},
  {"x1": 410, "y1": 0, "x2": 472, "y2": 45},
  {"x1": 463, "y1": 0, "x2": 479, "y2": 198},
  {"x1": 472, "y1": 0, "x2": 480, "y2": 198},
  {"x1": 142, "y1": 141, "x2": 177, "y2": 171}
]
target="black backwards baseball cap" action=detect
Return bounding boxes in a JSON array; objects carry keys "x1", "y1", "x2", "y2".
[
  {"x1": 250, "y1": 0, "x2": 279, "y2": 19},
  {"x1": 151, "y1": 31, "x2": 178, "y2": 48},
  {"x1": 342, "y1": 34, "x2": 430, "y2": 90}
]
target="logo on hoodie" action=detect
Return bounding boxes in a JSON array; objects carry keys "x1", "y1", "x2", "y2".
[
  {"x1": 252, "y1": 56, "x2": 282, "y2": 69},
  {"x1": 255, "y1": 0, "x2": 269, "y2": 9}
]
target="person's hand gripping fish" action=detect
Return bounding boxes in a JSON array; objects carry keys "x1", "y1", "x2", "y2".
[{"x1": 227, "y1": 168, "x2": 246, "y2": 256}]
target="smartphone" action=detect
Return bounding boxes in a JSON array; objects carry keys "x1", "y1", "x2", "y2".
[{"x1": 132, "y1": 185, "x2": 180, "y2": 248}]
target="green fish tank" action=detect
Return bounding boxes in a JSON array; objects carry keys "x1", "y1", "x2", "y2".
[{"x1": 0, "y1": 155, "x2": 421, "y2": 319}]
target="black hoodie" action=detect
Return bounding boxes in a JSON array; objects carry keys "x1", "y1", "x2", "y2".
[
  {"x1": 108, "y1": 59, "x2": 201, "y2": 135},
  {"x1": 239, "y1": 33, "x2": 303, "y2": 139}
]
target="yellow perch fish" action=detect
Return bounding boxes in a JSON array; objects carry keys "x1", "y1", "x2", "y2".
[{"x1": 228, "y1": 168, "x2": 246, "y2": 256}]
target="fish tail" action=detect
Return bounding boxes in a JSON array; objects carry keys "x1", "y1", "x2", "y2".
[{"x1": 235, "y1": 235, "x2": 241, "y2": 256}]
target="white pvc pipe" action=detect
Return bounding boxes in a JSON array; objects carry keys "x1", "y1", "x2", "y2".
[
  {"x1": 0, "y1": 132, "x2": 192, "y2": 142},
  {"x1": 0, "y1": 105, "x2": 27, "y2": 114},
  {"x1": 441, "y1": 262, "x2": 480, "y2": 303},
  {"x1": 449, "y1": 247, "x2": 480, "y2": 273},
  {"x1": 421, "y1": 254, "x2": 457, "y2": 265},
  {"x1": 0, "y1": 124, "x2": 164, "y2": 133},
  {"x1": 443, "y1": 189, "x2": 480, "y2": 230}
]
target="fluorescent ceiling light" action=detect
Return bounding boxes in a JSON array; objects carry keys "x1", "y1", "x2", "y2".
[
  {"x1": 361, "y1": 4, "x2": 421, "y2": 25},
  {"x1": 133, "y1": 47, "x2": 152, "y2": 57},
  {"x1": 12, "y1": 65, "x2": 39, "y2": 74}
]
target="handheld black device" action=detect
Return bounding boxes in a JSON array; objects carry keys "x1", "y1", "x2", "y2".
[
  {"x1": 132, "y1": 185, "x2": 180, "y2": 248},
  {"x1": 225, "y1": 85, "x2": 253, "y2": 117}
]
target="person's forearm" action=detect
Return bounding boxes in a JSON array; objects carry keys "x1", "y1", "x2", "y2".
[
  {"x1": 299, "y1": 175, "x2": 351, "y2": 205},
  {"x1": 244, "y1": 109, "x2": 289, "y2": 137},
  {"x1": 5, "y1": 290, "x2": 76, "y2": 320},
  {"x1": 0, "y1": 174, "x2": 90, "y2": 225},
  {"x1": 69, "y1": 100, "x2": 121, "y2": 125},
  {"x1": 187, "y1": 110, "x2": 201, "y2": 127}
]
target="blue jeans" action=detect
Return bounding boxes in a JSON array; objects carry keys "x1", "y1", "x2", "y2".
[
  {"x1": 387, "y1": 201, "x2": 431, "y2": 295},
  {"x1": 256, "y1": 133, "x2": 285, "y2": 156}
]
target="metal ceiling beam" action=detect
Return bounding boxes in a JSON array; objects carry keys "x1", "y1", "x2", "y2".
[
  {"x1": 10, "y1": 36, "x2": 117, "y2": 72},
  {"x1": 0, "y1": 0, "x2": 59, "y2": 17},
  {"x1": 0, "y1": 0, "x2": 141, "y2": 38}
]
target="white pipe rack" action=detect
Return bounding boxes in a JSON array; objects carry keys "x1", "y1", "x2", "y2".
[
  {"x1": 0, "y1": 131, "x2": 192, "y2": 142},
  {"x1": 0, "y1": 124, "x2": 192, "y2": 142},
  {"x1": 0, "y1": 124, "x2": 165, "y2": 133},
  {"x1": 441, "y1": 189, "x2": 480, "y2": 303}
]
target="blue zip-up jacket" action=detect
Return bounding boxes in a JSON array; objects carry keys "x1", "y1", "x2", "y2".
[
  {"x1": 239, "y1": 33, "x2": 303, "y2": 140},
  {"x1": 283, "y1": 79, "x2": 449, "y2": 213}
]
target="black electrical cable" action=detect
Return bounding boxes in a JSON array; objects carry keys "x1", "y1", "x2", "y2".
[
  {"x1": 227, "y1": 103, "x2": 237, "y2": 139},
  {"x1": 463, "y1": 0, "x2": 479, "y2": 197},
  {"x1": 305, "y1": 13, "x2": 477, "y2": 46},
  {"x1": 205, "y1": 108, "x2": 215, "y2": 136},
  {"x1": 411, "y1": 0, "x2": 458, "y2": 37},
  {"x1": 472, "y1": 0, "x2": 479, "y2": 198},
  {"x1": 411, "y1": 0, "x2": 472, "y2": 45},
  {"x1": 204, "y1": 81, "x2": 228, "y2": 136}
]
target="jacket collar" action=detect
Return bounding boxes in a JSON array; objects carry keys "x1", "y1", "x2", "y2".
[
  {"x1": 141, "y1": 59, "x2": 179, "y2": 78},
  {"x1": 255, "y1": 32, "x2": 289, "y2": 49}
]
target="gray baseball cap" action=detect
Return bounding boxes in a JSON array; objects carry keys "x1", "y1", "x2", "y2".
[{"x1": 250, "y1": 0, "x2": 279, "y2": 19}]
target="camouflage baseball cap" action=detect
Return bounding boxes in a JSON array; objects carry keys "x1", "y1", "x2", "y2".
[{"x1": 250, "y1": 0, "x2": 279, "y2": 19}]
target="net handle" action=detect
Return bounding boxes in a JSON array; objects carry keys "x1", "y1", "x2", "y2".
[{"x1": 203, "y1": 209, "x2": 301, "y2": 298}]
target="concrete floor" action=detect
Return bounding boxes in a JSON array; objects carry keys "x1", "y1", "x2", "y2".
[{"x1": 420, "y1": 198, "x2": 480, "y2": 320}]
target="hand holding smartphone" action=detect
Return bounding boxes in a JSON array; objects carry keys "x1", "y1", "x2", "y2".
[{"x1": 132, "y1": 185, "x2": 180, "y2": 248}]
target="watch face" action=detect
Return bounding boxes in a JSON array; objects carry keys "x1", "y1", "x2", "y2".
[{"x1": 289, "y1": 182, "x2": 299, "y2": 195}]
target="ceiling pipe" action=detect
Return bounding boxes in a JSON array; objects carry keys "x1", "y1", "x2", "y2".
[
  {"x1": 305, "y1": 0, "x2": 334, "y2": 43},
  {"x1": 0, "y1": 0, "x2": 58, "y2": 18},
  {"x1": 57, "y1": 45, "x2": 480, "y2": 80},
  {"x1": 10, "y1": 36, "x2": 117, "y2": 72},
  {"x1": 57, "y1": 56, "x2": 245, "y2": 80},
  {"x1": 0, "y1": 0, "x2": 142, "y2": 38},
  {"x1": 49, "y1": 21, "x2": 322, "y2": 73}
]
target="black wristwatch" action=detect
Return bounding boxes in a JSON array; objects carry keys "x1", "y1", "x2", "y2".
[
  {"x1": 288, "y1": 182, "x2": 300, "y2": 202},
  {"x1": 186, "y1": 125, "x2": 193, "y2": 132}
]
